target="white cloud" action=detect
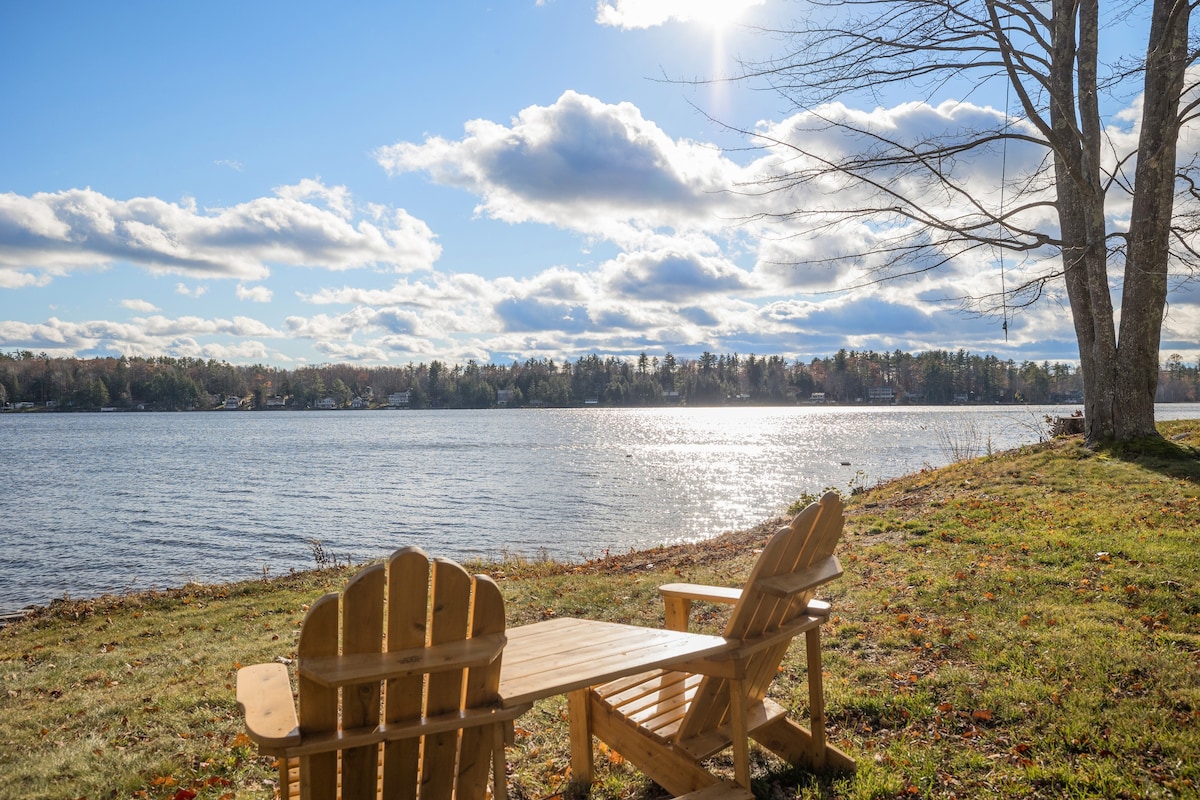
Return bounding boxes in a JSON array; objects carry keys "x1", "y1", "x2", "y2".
[
  {"x1": 313, "y1": 340, "x2": 390, "y2": 363},
  {"x1": 0, "y1": 270, "x2": 52, "y2": 289},
  {"x1": 121, "y1": 298, "x2": 160, "y2": 312},
  {"x1": 274, "y1": 177, "x2": 353, "y2": 221},
  {"x1": 236, "y1": 283, "x2": 273, "y2": 303},
  {"x1": 376, "y1": 91, "x2": 745, "y2": 249},
  {"x1": 599, "y1": 248, "x2": 754, "y2": 300},
  {"x1": 0, "y1": 180, "x2": 442, "y2": 285},
  {"x1": 0, "y1": 314, "x2": 283, "y2": 362},
  {"x1": 10, "y1": 76, "x2": 1197, "y2": 370},
  {"x1": 595, "y1": 0, "x2": 765, "y2": 30},
  {"x1": 131, "y1": 314, "x2": 282, "y2": 339},
  {"x1": 176, "y1": 283, "x2": 208, "y2": 297}
]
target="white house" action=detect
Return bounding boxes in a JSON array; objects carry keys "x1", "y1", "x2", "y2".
[
  {"x1": 388, "y1": 391, "x2": 411, "y2": 408},
  {"x1": 868, "y1": 386, "x2": 895, "y2": 403},
  {"x1": 315, "y1": 397, "x2": 337, "y2": 410},
  {"x1": 224, "y1": 396, "x2": 241, "y2": 410}
]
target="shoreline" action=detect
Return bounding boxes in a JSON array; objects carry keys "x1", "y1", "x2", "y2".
[{"x1": 0, "y1": 516, "x2": 786, "y2": 630}]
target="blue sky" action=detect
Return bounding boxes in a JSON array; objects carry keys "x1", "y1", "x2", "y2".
[{"x1": 1, "y1": 1, "x2": 1194, "y2": 368}]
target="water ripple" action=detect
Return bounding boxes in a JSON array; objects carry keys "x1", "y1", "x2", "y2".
[{"x1": 3, "y1": 404, "x2": 1196, "y2": 614}]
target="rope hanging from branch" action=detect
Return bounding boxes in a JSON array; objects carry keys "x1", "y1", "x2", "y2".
[{"x1": 999, "y1": 77, "x2": 1011, "y2": 341}]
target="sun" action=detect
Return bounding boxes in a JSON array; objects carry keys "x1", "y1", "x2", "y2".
[{"x1": 686, "y1": 0, "x2": 763, "y2": 30}]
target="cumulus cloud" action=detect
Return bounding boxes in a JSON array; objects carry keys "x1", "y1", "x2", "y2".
[
  {"x1": 0, "y1": 180, "x2": 442, "y2": 285},
  {"x1": 121, "y1": 298, "x2": 160, "y2": 312},
  {"x1": 236, "y1": 284, "x2": 273, "y2": 303},
  {"x1": 176, "y1": 283, "x2": 208, "y2": 297},
  {"x1": 314, "y1": 340, "x2": 390, "y2": 363},
  {"x1": 274, "y1": 177, "x2": 353, "y2": 221},
  {"x1": 376, "y1": 91, "x2": 743, "y2": 246},
  {"x1": 0, "y1": 314, "x2": 284, "y2": 361},
  {"x1": 595, "y1": 0, "x2": 765, "y2": 30},
  {"x1": 10, "y1": 78, "x2": 1196, "y2": 369},
  {"x1": 599, "y1": 248, "x2": 753, "y2": 300}
]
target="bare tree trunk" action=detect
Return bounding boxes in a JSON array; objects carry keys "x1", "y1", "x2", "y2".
[
  {"x1": 1048, "y1": 0, "x2": 1121, "y2": 441},
  {"x1": 1113, "y1": 0, "x2": 1190, "y2": 440},
  {"x1": 1050, "y1": 0, "x2": 1186, "y2": 442}
]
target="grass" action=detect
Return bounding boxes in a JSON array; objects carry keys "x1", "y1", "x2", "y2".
[{"x1": 2, "y1": 422, "x2": 1199, "y2": 799}]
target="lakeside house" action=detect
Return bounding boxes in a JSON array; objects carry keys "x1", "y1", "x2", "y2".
[
  {"x1": 388, "y1": 391, "x2": 411, "y2": 408},
  {"x1": 315, "y1": 397, "x2": 337, "y2": 410},
  {"x1": 869, "y1": 386, "x2": 896, "y2": 403},
  {"x1": 223, "y1": 396, "x2": 241, "y2": 410},
  {"x1": 264, "y1": 395, "x2": 287, "y2": 409}
]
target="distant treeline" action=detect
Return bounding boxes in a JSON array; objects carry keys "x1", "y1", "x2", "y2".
[{"x1": 1, "y1": 348, "x2": 1198, "y2": 411}]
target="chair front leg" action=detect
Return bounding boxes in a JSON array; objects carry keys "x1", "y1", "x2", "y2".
[
  {"x1": 805, "y1": 627, "x2": 828, "y2": 769},
  {"x1": 729, "y1": 678, "x2": 752, "y2": 788},
  {"x1": 567, "y1": 689, "x2": 595, "y2": 786},
  {"x1": 492, "y1": 723, "x2": 510, "y2": 800}
]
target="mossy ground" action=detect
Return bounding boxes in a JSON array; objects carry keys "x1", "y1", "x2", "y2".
[{"x1": 2, "y1": 422, "x2": 1198, "y2": 799}]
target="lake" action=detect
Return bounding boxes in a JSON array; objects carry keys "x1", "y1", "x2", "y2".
[{"x1": 2, "y1": 404, "x2": 1197, "y2": 615}]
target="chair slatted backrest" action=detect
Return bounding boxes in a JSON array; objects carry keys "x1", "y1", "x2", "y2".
[
  {"x1": 676, "y1": 492, "x2": 844, "y2": 741},
  {"x1": 295, "y1": 546, "x2": 507, "y2": 800}
]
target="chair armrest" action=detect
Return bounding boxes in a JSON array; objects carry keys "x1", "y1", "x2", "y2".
[
  {"x1": 236, "y1": 662, "x2": 301, "y2": 753},
  {"x1": 659, "y1": 583, "x2": 743, "y2": 605},
  {"x1": 659, "y1": 583, "x2": 742, "y2": 631},
  {"x1": 756, "y1": 556, "x2": 843, "y2": 598}
]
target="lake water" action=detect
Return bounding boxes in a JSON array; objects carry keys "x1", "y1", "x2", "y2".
[{"x1": 2, "y1": 404, "x2": 1197, "y2": 615}]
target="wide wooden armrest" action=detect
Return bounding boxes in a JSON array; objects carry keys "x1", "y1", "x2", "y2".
[
  {"x1": 236, "y1": 662, "x2": 300, "y2": 752},
  {"x1": 659, "y1": 583, "x2": 742, "y2": 632},
  {"x1": 676, "y1": 608, "x2": 834, "y2": 677},
  {"x1": 299, "y1": 632, "x2": 506, "y2": 688},
  {"x1": 757, "y1": 556, "x2": 843, "y2": 598},
  {"x1": 659, "y1": 583, "x2": 743, "y2": 605},
  {"x1": 731, "y1": 612, "x2": 825, "y2": 659}
]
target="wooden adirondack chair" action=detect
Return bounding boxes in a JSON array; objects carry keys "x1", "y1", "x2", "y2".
[
  {"x1": 236, "y1": 546, "x2": 530, "y2": 800},
  {"x1": 567, "y1": 491, "x2": 855, "y2": 796}
]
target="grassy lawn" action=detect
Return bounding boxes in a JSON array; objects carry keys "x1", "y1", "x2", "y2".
[{"x1": 2, "y1": 422, "x2": 1198, "y2": 800}]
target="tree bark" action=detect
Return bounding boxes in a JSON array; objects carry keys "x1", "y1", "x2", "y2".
[
  {"x1": 1048, "y1": 0, "x2": 1122, "y2": 441},
  {"x1": 1112, "y1": 0, "x2": 1190, "y2": 440}
]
